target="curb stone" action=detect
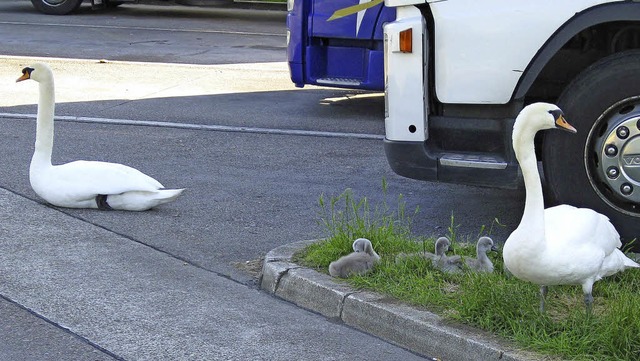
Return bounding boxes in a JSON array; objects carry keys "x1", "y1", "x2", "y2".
[{"x1": 261, "y1": 240, "x2": 558, "y2": 361}]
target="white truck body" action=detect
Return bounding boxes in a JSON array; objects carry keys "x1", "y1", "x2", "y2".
[
  {"x1": 382, "y1": 0, "x2": 640, "y2": 245},
  {"x1": 387, "y1": 1, "x2": 620, "y2": 105}
]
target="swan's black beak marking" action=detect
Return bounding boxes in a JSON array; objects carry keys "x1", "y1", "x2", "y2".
[
  {"x1": 549, "y1": 109, "x2": 577, "y2": 133},
  {"x1": 16, "y1": 67, "x2": 34, "y2": 83}
]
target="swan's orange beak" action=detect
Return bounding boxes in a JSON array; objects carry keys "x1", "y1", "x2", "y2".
[
  {"x1": 556, "y1": 115, "x2": 577, "y2": 133},
  {"x1": 16, "y1": 72, "x2": 30, "y2": 82}
]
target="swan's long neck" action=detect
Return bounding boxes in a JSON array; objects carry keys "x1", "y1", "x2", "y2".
[
  {"x1": 513, "y1": 124, "x2": 545, "y2": 236},
  {"x1": 32, "y1": 78, "x2": 55, "y2": 167}
]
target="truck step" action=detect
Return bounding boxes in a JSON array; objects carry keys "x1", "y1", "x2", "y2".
[
  {"x1": 439, "y1": 153, "x2": 507, "y2": 170},
  {"x1": 316, "y1": 78, "x2": 362, "y2": 87}
]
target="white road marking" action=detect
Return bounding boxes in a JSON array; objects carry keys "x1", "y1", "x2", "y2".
[
  {"x1": 0, "y1": 113, "x2": 384, "y2": 140},
  {"x1": 0, "y1": 21, "x2": 284, "y2": 37}
]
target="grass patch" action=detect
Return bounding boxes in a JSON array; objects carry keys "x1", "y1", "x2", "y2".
[{"x1": 296, "y1": 182, "x2": 640, "y2": 361}]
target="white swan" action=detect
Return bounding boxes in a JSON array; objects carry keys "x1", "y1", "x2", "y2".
[
  {"x1": 503, "y1": 102, "x2": 639, "y2": 313},
  {"x1": 16, "y1": 63, "x2": 184, "y2": 211},
  {"x1": 329, "y1": 238, "x2": 380, "y2": 278}
]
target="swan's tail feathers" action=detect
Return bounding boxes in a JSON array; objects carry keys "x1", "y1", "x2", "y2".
[
  {"x1": 157, "y1": 188, "x2": 185, "y2": 202},
  {"x1": 106, "y1": 188, "x2": 185, "y2": 211},
  {"x1": 623, "y1": 254, "x2": 640, "y2": 268},
  {"x1": 601, "y1": 249, "x2": 640, "y2": 278},
  {"x1": 147, "y1": 188, "x2": 185, "y2": 209}
]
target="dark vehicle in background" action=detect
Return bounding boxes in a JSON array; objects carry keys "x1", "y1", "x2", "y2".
[{"x1": 31, "y1": 0, "x2": 233, "y2": 15}]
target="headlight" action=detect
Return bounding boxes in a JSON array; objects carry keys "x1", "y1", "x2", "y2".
[{"x1": 287, "y1": 0, "x2": 294, "y2": 12}]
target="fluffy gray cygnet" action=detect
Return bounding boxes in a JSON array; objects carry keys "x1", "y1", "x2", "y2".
[
  {"x1": 395, "y1": 236, "x2": 497, "y2": 274},
  {"x1": 396, "y1": 236, "x2": 451, "y2": 263},
  {"x1": 396, "y1": 237, "x2": 462, "y2": 273},
  {"x1": 463, "y1": 236, "x2": 498, "y2": 273},
  {"x1": 329, "y1": 238, "x2": 381, "y2": 278}
]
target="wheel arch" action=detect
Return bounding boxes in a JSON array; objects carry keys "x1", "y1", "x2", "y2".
[{"x1": 513, "y1": 2, "x2": 640, "y2": 101}]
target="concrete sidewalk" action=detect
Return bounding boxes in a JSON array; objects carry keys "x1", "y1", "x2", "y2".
[
  {"x1": 261, "y1": 241, "x2": 551, "y2": 361},
  {"x1": 0, "y1": 187, "x2": 428, "y2": 361}
]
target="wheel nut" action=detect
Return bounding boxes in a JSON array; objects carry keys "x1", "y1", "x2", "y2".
[
  {"x1": 620, "y1": 183, "x2": 633, "y2": 195},
  {"x1": 605, "y1": 145, "x2": 618, "y2": 156},
  {"x1": 617, "y1": 126, "x2": 630, "y2": 139},
  {"x1": 607, "y1": 167, "x2": 619, "y2": 179}
]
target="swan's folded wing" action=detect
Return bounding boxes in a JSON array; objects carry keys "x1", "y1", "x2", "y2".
[
  {"x1": 50, "y1": 160, "x2": 165, "y2": 198},
  {"x1": 545, "y1": 204, "x2": 621, "y2": 254}
]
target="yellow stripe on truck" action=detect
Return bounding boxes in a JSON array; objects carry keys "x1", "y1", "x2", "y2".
[{"x1": 328, "y1": 0, "x2": 383, "y2": 21}]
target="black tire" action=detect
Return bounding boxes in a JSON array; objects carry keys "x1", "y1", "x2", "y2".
[
  {"x1": 30, "y1": 0, "x2": 84, "y2": 15},
  {"x1": 542, "y1": 50, "x2": 640, "y2": 248}
]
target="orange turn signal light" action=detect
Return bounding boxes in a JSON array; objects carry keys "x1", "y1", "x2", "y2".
[{"x1": 399, "y1": 28, "x2": 412, "y2": 53}]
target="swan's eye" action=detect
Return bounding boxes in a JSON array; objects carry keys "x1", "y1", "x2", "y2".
[
  {"x1": 548, "y1": 109, "x2": 564, "y2": 120},
  {"x1": 21, "y1": 67, "x2": 34, "y2": 77}
]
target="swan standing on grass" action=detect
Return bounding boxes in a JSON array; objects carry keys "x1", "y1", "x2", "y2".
[
  {"x1": 329, "y1": 238, "x2": 380, "y2": 278},
  {"x1": 503, "y1": 102, "x2": 639, "y2": 314},
  {"x1": 16, "y1": 63, "x2": 184, "y2": 211}
]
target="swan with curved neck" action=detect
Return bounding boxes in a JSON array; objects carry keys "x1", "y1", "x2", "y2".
[
  {"x1": 503, "y1": 102, "x2": 639, "y2": 313},
  {"x1": 16, "y1": 63, "x2": 184, "y2": 211}
]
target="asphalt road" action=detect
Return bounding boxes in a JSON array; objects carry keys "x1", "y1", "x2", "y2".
[{"x1": 0, "y1": 0, "x2": 525, "y2": 359}]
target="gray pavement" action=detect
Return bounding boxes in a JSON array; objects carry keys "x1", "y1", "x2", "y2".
[
  {"x1": 2, "y1": 0, "x2": 286, "y2": 65},
  {"x1": 0, "y1": 187, "x2": 429, "y2": 360},
  {"x1": 0, "y1": 296, "x2": 119, "y2": 361}
]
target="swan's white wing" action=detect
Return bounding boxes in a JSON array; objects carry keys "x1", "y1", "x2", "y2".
[
  {"x1": 545, "y1": 204, "x2": 621, "y2": 255},
  {"x1": 47, "y1": 160, "x2": 164, "y2": 199}
]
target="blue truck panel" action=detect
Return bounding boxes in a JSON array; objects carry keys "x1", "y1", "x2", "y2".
[{"x1": 287, "y1": 0, "x2": 394, "y2": 90}]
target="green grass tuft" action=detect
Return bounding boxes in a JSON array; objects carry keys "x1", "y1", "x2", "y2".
[{"x1": 296, "y1": 182, "x2": 640, "y2": 360}]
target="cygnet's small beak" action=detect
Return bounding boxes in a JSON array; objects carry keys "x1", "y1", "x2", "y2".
[
  {"x1": 491, "y1": 245, "x2": 499, "y2": 253},
  {"x1": 555, "y1": 115, "x2": 577, "y2": 133}
]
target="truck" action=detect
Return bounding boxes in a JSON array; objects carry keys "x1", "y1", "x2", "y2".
[
  {"x1": 383, "y1": 0, "x2": 640, "y2": 245},
  {"x1": 286, "y1": 0, "x2": 394, "y2": 90}
]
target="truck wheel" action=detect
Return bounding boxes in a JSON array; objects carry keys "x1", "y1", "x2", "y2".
[
  {"x1": 542, "y1": 50, "x2": 640, "y2": 246},
  {"x1": 30, "y1": 0, "x2": 84, "y2": 15}
]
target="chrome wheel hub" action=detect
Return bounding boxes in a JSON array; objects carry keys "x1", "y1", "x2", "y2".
[{"x1": 588, "y1": 98, "x2": 640, "y2": 216}]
